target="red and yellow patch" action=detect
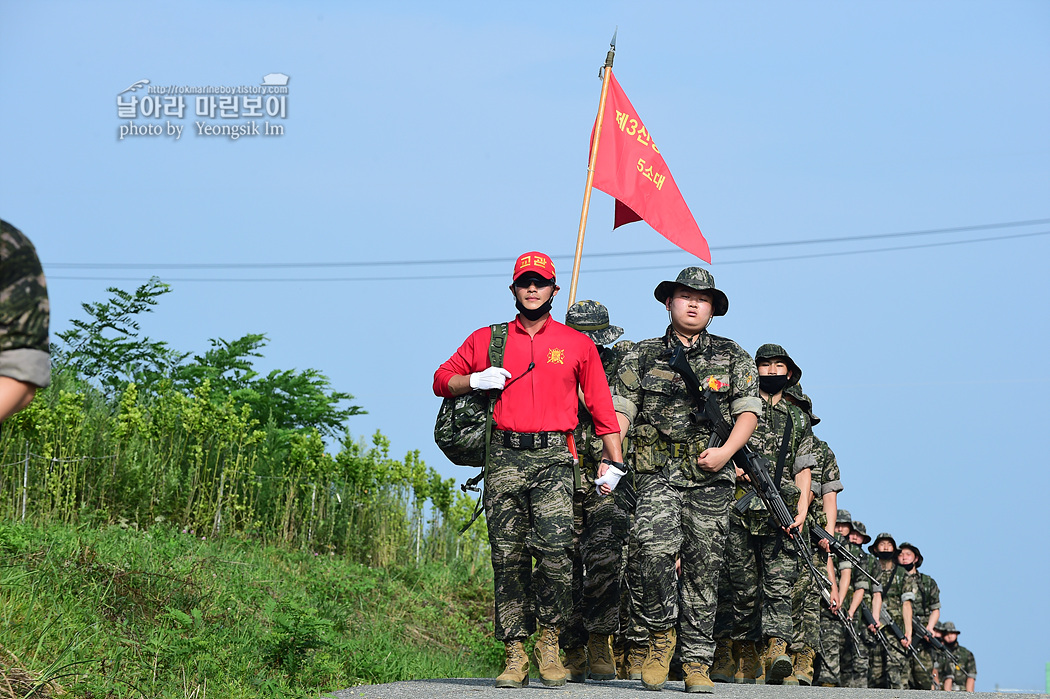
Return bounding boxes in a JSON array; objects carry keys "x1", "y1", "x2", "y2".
[
  {"x1": 706, "y1": 375, "x2": 727, "y2": 391},
  {"x1": 547, "y1": 348, "x2": 565, "y2": 365}
]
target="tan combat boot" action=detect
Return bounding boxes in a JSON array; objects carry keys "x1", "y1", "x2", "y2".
[
  {"x1": 640, "y1": 627, "x2": 676, "y2": 690},
  {"x1": 534, "y1": 626, "x2": 568, "y2": 687},
  {"x1": 494, "y1": 640, "x2": 530, "y2": 688},
  {"x1": 683, "y1": 662, "x2": 715, "y2": 694},
  {"x1": 626, "y1": 641, "x2": 647, "y2": 680},
  {"x1": 794, "y1": 645, "x2": 816, "y2": 686},
  {"x1": 613, "y1": 641, "x2": 626, "y2": 679},
  {"x1": 563, "y1": 646, "x2": 587, "y2": 683},
  {"x1": 587, "y1": 633, "x2": 616, "y2": 680},
  {"x1": 763, "y1": 636, "x2": 792, "y2": 683},
  {"x1": 709, "y1": 638, "x2": 736, "y2": 683},
  {"x1": 735, "y1": 641, "x2": 762, "y2": 684}
]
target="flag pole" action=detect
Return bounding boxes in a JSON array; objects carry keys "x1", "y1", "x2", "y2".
[{"x1": 567, "y1": 30, "x2": 616, "y2": 307}]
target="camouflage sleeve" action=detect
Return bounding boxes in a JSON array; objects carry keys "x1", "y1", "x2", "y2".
[
  {"x1": 820, "y1": 444, "x2": 843, "y2": 495},
  {"x1": 929, "y1": 577, "x2": 941, "y2": 611},
  {"x1": 611, "y1": 345, "x2": 643, "y2": 424},
  {"x1": 0, "y1": 220, "x2": 50, "y2": 387},
  {"x1": 836, "y1": 544, "x2": 852, "y2": 571},
  {"x1": 808, "y1": 440, "x2": 825, "y2": 495},
  {"x1": 854, "y1": 555, "x2": 871, "y2": 590},
  {"x1": 899, "y1": 573, "x2": 919, "y2": 604},
  {"x1": 728, "y1": 343, "x2": 761, "y2": 417},
  {"x1": 791, "y1": 414, "x2": 818, "y2": 476},
  {"x1": 964, "y1": 648, "x2": 976, "y2": 678}
]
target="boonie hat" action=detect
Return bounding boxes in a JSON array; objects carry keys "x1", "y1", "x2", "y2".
[
  {"x1": 939, "y1": 621, "x2": 960, "y2": 635},
  {"x1": 898, "y1": 541, "x2": 924, "y2": 568},
  {"x1": 566, "y1": 300, "x2": 624, "y2": 347},
  {"x1": 836, "y1": 509, "x2": 853, "y2": 526},
  {"x1": 786, "y1": 383, "x2": 820, "y2": 425},
  {"x1": 755, "y1": 343, "x2": 803, "y2": 390},
  {"x1": 868, "y1": 532, "x2": 898, "y2": 556},
  {"x1": 851, "y1": 520, "x2": 872, "y2": 544},
  {"x1": 513, "y1": 251, "x2": 556, "y2": 281},
  {"x1": 654, "y1": 267, "x2": 729, "y2": 316}
]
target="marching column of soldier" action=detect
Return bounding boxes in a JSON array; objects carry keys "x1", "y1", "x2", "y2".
[{"x1": 433, "y1": 253, "x2": 977, "y2": 693}]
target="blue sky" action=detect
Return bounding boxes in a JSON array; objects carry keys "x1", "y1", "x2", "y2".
[{"x1": 2, "y1": 1, "x2": 1048, "y2": 691}]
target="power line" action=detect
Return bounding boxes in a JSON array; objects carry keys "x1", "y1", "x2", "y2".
[
  {"x1": 48, "y1": 228, "x2": 1050, "y2": 283},
  {"x1": 45, "y1": 217, "x2": 1050, "y2": 270}
]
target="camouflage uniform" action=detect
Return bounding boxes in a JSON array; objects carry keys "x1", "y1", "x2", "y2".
[
  {"x1": 942, "y1": 644, "x2": 977, "y2": 691},
  {"x1": 562, "y1": 301, "x2": 633, "y2": 653},
  {"x1": 612, "y1": 321, "x2": 760, "y2": 666},
  {"x1": 815, "y1": 509, "x2": 867, "y2": 687},
  {"x1": 0, "y1": 219, "x2": 50, "y2": 389},
  {"x1": 724, "y1": 346, "x2": 816, "y2": 652},
  {"x1": 805, "y1": 439, "x2": 846, "y2": 684},
  {"x1": 935, "y1": 621, "x2": 976, "y2": 692},
  {"x1": 845, "y1": 520, "x2": 875, "y2": 687},
  {"x1": 868, "y1": 536, "x2": 918, "y2": 690},
  {"x1": 896, "y1": 542, "x2": 939, "y2": 689},
  {"x1": 789, "y1": 433, "x2": 842, "y2": 685}
]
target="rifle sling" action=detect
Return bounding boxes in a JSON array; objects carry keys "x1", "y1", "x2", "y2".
[{"x1": 768, "y1": 412, "x2": 794, "y2": 557}]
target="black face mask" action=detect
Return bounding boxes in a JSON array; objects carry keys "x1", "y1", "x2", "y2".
[
  {"x1": 516, "y1": 298, "x2": 552, "y2": 321},
  {"x1": 875, "y1": 550, "x2": 896, "y2": 561},
  {"x1": 901, "y1": 561, "x2": 916, "y2": 572},
  {"x1": 759, "y1": 374, "x2": 790, "y2": 395}
]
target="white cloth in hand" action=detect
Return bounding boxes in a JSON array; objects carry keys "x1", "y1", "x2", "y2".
[
  {"x1": 594, "y1": 463, "x2": 626, "y2": 496},
  {"x1": 470, "y1": 367, "x2": 512, "y2": 390}
]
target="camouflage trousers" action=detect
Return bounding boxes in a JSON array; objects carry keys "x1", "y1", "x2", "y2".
[
  {"x1": 842, "y1": 615, "x2": 872, "y2": 687},
  {"x1": 789, "y1": 547, "x2": 822, "y2": 653},
  {"x1": 816, "y1": 609, "x2": 843, "y2": 685},
  {"x1": 629, "y1": 474, "x2": 732, "y2": 665},
  {"x1": 839, "y1": 612, "x2": 873, "y2": 684},
  {"x1": 616, "y1": 509, "x2": 647, "y2": 647},
  {"x1": 483, "y1": 443, "x2": 575, "y2": 642},
  {"x1": 562, "y1": 463, "x2": 630, "y2": 649},
  {"x1": 722, "y1": 514, "x2": 799, "y2": 642},
  {"x1": 869, "y1": 635, "x2": 908, "y2": 689},
  {"x1": 906, "y1": 641, "x2": 935, "y2": 689}
]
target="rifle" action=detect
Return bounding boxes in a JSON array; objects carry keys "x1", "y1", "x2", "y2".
[
  {"x1": 880, "y1": 608, "x2": 929, "y2": 673},
  {"x1": 818, "y1": 583, "x2": 863, "y2": 650},
  {"x1": 860, "y1": 602, "x2": 895, "y2": 656},
  {"x1": 664, "y1": 345, "x2": 829, "y2": 591},
  {"x1": 912, "y1": 617, "x2": 958, "y2": 665},
  {"x1": 810, "y1": 527, "x2": 881, "y2": 589}
]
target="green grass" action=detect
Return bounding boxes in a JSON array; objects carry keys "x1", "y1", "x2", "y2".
[{"x1": 0, "y1": 521, "x2": 501, "y2": 698}]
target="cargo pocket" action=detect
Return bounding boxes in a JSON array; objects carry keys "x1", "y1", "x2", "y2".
[{"x1": 628, "y1": 423, "x2": 666, "y2": 474}]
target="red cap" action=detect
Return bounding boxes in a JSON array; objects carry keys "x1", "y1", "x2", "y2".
[{"x1": 513, "y1": 251, "x2": 556, "y2": 281}]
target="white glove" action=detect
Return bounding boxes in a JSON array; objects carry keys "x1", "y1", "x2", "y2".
[
  {"x1": 594, "y1": 462, "x2": 627, "y2": 496},
  {"x1": 470, "y1": 367, "x2": 512, "y2": 390}
]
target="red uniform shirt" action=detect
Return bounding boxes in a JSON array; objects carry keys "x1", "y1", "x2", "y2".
[{"x1": 433, "y1": 316, "x2": 620, "y2": 436}]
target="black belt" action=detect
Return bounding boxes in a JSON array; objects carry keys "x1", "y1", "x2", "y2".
[{"x1": 493, "y1": 430, "x2": 568, "y2": 450}]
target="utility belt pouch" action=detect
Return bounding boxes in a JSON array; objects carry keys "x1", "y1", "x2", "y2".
[{"x1": 628, "y1": 423, "x2": 666, "y2": 474}]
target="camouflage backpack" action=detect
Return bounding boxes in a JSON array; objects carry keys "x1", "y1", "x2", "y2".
[{"x1": 433, "y1": 323, "x2": 507, "y2": 467}]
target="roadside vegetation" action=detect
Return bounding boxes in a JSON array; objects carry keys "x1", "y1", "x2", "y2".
[{"x1": 0, "y1": 279, "x2": 498, "y2": 698}]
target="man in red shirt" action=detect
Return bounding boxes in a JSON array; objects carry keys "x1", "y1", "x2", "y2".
[{"x1": 434, "y1": 251, "x2": 624, "y2": 688}]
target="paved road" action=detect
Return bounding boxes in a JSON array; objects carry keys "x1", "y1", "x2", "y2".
[{"x1": 326, "y1": 678, "x2": 1041, "y2": 698}]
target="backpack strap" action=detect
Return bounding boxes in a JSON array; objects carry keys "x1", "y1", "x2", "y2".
[{"x1": 461, "y1": 323, "x2": 508, "y2": 534}]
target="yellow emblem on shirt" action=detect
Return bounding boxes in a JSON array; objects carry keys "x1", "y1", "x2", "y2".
[{"x1": 547, "y1": 348, "x2": 565, "y2": 365}]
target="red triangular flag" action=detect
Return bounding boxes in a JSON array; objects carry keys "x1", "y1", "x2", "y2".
[{"x1": 591, "y1": 70, "x2": 711, "y2": 263}]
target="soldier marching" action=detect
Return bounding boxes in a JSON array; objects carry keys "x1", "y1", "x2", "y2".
[{"x1": 434, "y1": 260, "x2": 978, "y2": 692}]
